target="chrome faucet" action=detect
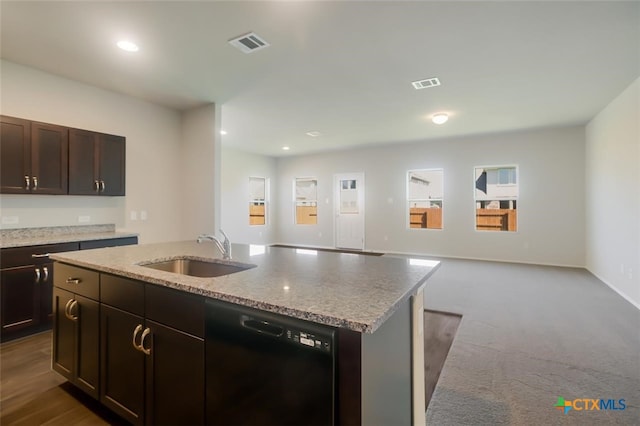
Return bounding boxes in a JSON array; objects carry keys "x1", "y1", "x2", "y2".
[{"x1": 197, "y1": 229, "x2": 232, "y2": 260}]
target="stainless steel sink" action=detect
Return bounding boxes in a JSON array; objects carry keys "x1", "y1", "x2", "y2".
[{"x1": 140, "y1": 258, "x2": 253, "y2": 278}]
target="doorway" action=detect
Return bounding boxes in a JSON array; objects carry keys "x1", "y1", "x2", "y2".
[{"x1": 334, "y1": 173, "x2": 365, "y2": 250}]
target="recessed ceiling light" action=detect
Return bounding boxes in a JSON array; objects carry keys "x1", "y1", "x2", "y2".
[
  {"x1": 305, "y1": 131, "x2": 321, "y2": 137},
  {"x1": 432, "y1": 113, "x2": 449, "y2": 124},
  {"x1": 220, "y1": 130, "x2": 227, "y2": 135},
  {"x1": 282, "y1": 146, "x2": 290, "y2": 151},
  {"x1": 117, "y1": 40, "x2": 139, "y2": 52}
]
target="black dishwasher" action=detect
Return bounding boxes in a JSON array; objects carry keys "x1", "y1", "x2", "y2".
[{"x1": 205, "y1": 299, "x2": 336, "y2": 425}]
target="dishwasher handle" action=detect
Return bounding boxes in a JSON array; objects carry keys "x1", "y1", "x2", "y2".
[{"x1": 240, "y1": 315, "x2": 284, "y2": 337}]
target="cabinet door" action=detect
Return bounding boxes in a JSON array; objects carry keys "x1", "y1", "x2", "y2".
[
  {"x1": 98, "y1": 133, "x2": 125, "y2": 196},
  {"x1": 52, "y1": 287, "x2": 75, "y2": 380},
  {"x1": 68, "y1": 129, "x2": 99, "y2": 195},
  {"x1": 75, "y1": 294, "x2": 100, "y2": 398},
  {"x1": 0, "y1": 116, "x2": 31, "y2": 194},
  {"x1": 0, "y1": 266, "x2": 39, "y2": 337},
  {"x1": 30, "y1": 121, "x2": 68, "y2": 194},
  {"x1": 145, "y1": 320, "x2": 205, "y2": 426},
  {"x1": 101, "y1": 304, "x2": 145, "y2": 425}
]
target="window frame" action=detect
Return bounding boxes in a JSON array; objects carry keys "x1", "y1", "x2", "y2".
[
  {"x1": 473, "y1": 165, "x2": 519, "y2": 233},
  {"x1": 294, "y1": 177, "x2": 318, "y2": 225},
  {"x1": 406, "y1": 168, "x2": 444, "y2": 230},
  {"x1": 249, "y1": 176, "x2": 268, "y2": 226}
]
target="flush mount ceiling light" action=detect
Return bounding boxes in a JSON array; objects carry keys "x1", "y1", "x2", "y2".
[
  {"x1": 282, "y1": 146, "x2": 290, "y2": 151},
  {"x1": 220, "y1": 130, "x2": 227, "y2": 135},
  {"x1": 117, "y1": 40, "x2": 139, "y2": 52},
  {"x1": 228, "y1": 32, "x2": 270, "y2": 54},
  {"x1": 305, "y1": 131, "x2": 321, "y2": 137},
  {"x1": 432, "y1": 113, "x2": 449, "y2": 124},
  {"x1": 411, "y1": 77, "x2": 440, "y2": 90}
]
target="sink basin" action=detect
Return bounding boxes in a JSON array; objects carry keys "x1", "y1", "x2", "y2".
[{"x1": 140, "y1": 258, "x2": 253, "y2": 278}]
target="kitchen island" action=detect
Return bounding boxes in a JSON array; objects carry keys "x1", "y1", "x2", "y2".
[{"x1": 50, "y1": 241, "x2": 439, "y2": 425}]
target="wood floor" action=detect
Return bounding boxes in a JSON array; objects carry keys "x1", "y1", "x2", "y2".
[{"x1": 1, "y1": 312, "x2": 461, "y2": 425}]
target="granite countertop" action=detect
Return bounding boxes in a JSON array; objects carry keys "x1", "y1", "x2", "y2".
[
  {"x1": 0, "y1": 225, "x2": 138, "y2": 249},
  {"x1": 50, "y1": 241, "x2": 440, "y2": 333}
]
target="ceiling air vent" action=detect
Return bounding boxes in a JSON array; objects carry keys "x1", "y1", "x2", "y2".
[
  {"x1": 228, "y1": 32, "x2": 270, "y2": 54},
  {"x1": 411, "y1": 77, "x2": 441, "y2": 90}
]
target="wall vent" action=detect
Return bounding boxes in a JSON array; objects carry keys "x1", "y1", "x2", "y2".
[
  {"x1": 228, "y1": 32, "x2": 270, "y2": 54},
  {"x1": 411, "y1": 77, "x2": 441, "y2": 90}
]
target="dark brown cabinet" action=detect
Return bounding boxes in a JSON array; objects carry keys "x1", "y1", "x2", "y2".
[
  {"x1": 1, "y1": 237, "x2": 137, "y2": 342},
  {"x1": 69, "y1": 129, "x2": 125, "y2": 196},
  {"x1": 1, "y1": 116, "x2": 68, "y2": 194},
  {"x1": 99, "y1": 275, "x2": 205, "y2": 425},
  {"x1": 0, "y1": 242, "x2": 78, "y2": 341},
  {"x1": 52, "y1": 287, "x2": 100, "y2": 399}
]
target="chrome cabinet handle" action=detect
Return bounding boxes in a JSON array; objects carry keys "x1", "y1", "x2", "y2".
[
  {"x1": 69, "y1": 300, "x2": 78, "y2": 320},
  {"x1": 99, "y1": 180, "x2": 105, "y2": 193},
  {"x1": 32, "y1": 176, "x2": 38, "y2": 191},
  {"x1": 35, "y1": 268, "x2": 41, "y2": 283},
  {"x1": 64, "y1": 299, "x2": 77, "y2": 321},
  {"x1": 65, "y1": 277, "x2": 81, "y2": 285},
  {"x1": 24, "y1": 176, "x2": 30, "y2": 190},
  {"x1": 31, "y1": 253, "x2": 51, "y2": 259},
  {"x1": 94, "y1": 180, "x2": 100, "y2": 192},
  {"x1": 132, "y1": 324, "x2": 143, "y2": 351},
  {"x1": 42, "y1": 266, "x2": 49, "y2": 282},
  {"x1": 139, "y1": 327, "x2": 152, "y2": 355}
]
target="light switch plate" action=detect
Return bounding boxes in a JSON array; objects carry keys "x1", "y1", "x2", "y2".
[{"x1": 78, "y1": 215, "x2": 91, "y2": 223}]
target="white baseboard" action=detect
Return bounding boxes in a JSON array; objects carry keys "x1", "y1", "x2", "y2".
[{"x1": 586, "y1": 269, "x2": 640, "y2": 310}]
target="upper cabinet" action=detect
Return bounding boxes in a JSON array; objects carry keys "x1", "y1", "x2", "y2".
[
  {"x1": 69, "y1": 129, "x2": 125, "y2": 196},
  {"x1": 1, "y1": 116, "x2": 69, "y2": 194},
  {"x1": 0, "y1": 115, "x2": 125, "y2": 196}
]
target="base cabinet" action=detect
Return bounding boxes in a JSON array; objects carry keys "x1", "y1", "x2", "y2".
[
  {"x1": 53, "y1": 266, "x2": 205, "y2": 425},
  {"x1": 52, "y1": 287, "x2": 100, "y2": 398}
]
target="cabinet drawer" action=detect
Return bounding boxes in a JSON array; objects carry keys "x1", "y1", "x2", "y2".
[
  {"x1": 145, "y1": 284, "x2": 204, "y2": 338},
  {"x1": 100, "y1": 274, "x2": 144, "y2": 316},
  {"x1": 54, "y1": 263, "x2": 99, "y2": 300},
  {"x1": 2, "y1": 242, "x2": 79, "y2": 269}
]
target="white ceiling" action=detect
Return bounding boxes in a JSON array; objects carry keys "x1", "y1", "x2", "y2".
[{"x1": 1, "y1": 1, "x2": 638, "y2": 157}]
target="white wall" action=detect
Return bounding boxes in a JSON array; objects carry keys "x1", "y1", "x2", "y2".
[
  {"x1": 275, "y1": 126, "x2": 586, "y2": 266},
  {"x1": 221, "y1": 147, "x2": 278, "y2": 245},
  {"x1": 585, "y1": 77, "x2": 640, "y2": 308},
  {"x1": 181, "y1": 104, "x2": 220, "y2": 240},
  {"x1": 0, "y1": 60, "x2": 184, "y2": 243}
]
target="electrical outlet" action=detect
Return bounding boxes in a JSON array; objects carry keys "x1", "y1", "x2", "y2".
[
  {"x1": 78, "y1": 215, "x2": 91, "y2": 223},
  {"x1": 1, "y1": 216, "x2": 19, "y2": 225},
  {"x1": 140, "y1": 210, "x2": 148, "y2": 221},
  {"x1": 130, "y1": 211, "x2": 138, "y2": 221}
]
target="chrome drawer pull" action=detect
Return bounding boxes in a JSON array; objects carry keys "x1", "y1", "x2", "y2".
[
  {"x1": 94, "y1": 180, "x2": 100, "y2": 192},
  {"x1": 66, "y1": 278, "x2": 81, "y2": 285},
  {"x1": 42, "y1": 266, "x2": 49, "y2": 282},
  {"x1": 31, "y1": 253, "x2": 51, "y2": 259},
  {"x1": 100, "y1": 180, "x2": 106, "y2": 192},
  {"x1": 64, "y1": 299, "x2": 76, "y2": 321},
  {"x1": 25, "y1": 175, "x2": 30, "y2": 190},
  {"x1": 35, "y1": 268, "x2": 41, "y2": 283},
  {"x1": 32, "y1": 176, "x2": 38, "y2": 191}
]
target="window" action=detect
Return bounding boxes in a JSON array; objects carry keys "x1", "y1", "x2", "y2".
[
  {"x1": 474, "y1": 166, "x2": 518, "y2": 232},
  {"x1": 407, "y1": 169, "x2": 443, "y2": 229},
  {"x1": 295, "y1": 178, "x2": 317, "y2": 225},
  {"x1": 249, "y1": 177, "x2": 267, "y2": 225}
]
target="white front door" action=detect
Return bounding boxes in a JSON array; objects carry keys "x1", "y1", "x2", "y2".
[{"x1": 334, "y1": 173, "x2": 365, "y2": 250}]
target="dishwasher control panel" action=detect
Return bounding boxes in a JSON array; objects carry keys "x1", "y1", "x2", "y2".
[{"x1": 286, "y1": 328, "x2": 332, "y2": 353}]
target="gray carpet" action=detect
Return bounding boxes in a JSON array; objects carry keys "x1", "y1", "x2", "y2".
[{"x1": 413, "y1": 258, "x2": 639, "y2": 425}]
